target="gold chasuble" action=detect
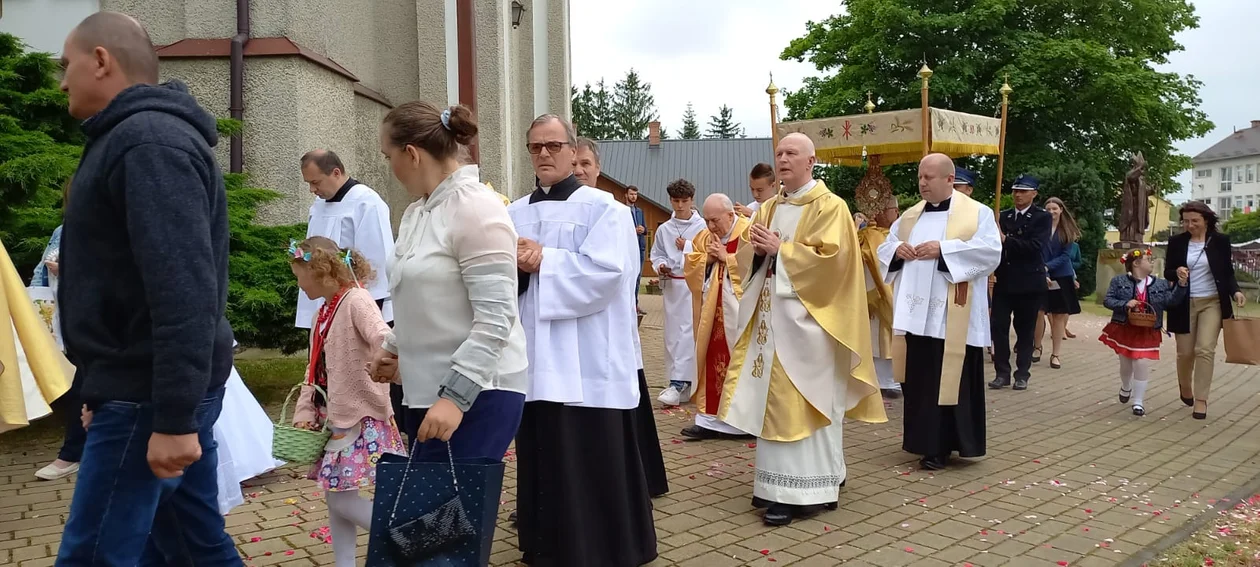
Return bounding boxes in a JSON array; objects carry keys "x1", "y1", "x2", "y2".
[
  {"x1": 684, "y1": 216, "x2": 751, "y2": 414},
  {"x1": 858, "y1": 226, "x2": 894, "y2": 359},
  {"x1": 0, "y1": 241, "x2": 72, "y2": 434},
  {"x1": 889, "y1": 192, "x2": 981, "y2": 405},
  {"x1": 719, "y1": 181, "x2": 886, "y2": 442}
]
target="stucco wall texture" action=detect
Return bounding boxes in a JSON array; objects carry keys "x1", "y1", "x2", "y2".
[{"x1": 100, "y1": 0, "x2": 571, "y2": 229}]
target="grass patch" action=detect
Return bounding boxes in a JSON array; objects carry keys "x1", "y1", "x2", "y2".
[
  {"x1": 235, "y1": 356, "x2": 307, "y2": 412},
  {"x1": 1149, "y1": 495, "x2": 1260, "y2": 567}
]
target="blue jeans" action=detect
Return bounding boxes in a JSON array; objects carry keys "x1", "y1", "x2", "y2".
[{"x1": 56, "y1": 386, "x2": 242, "y2": 567}]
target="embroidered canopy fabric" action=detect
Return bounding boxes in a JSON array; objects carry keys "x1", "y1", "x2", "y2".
[{"x1": 777, "y1": 108, "x2": 1001, "y2": 166}]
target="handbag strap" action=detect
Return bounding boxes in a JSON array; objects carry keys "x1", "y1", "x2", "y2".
[{"x1": 388, "y1": 440, "x2": 459, "y2": 525}]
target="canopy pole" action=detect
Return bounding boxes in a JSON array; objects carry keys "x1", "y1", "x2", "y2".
[
  {"x1": 919, "y1": 64, "x2": 933, "y2": 157},
  {"x1": 994, "y1": 76, "x2": 1013, "y2": 221},
  {"x1": 767, "y1": 73, "x2": 780, "y2": 160}
]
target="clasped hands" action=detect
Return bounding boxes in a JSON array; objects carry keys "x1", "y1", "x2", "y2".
[
  {"x1": 706, "y1": 238, "x2": 727, "y2": 264},
  {"x1": 749, "y1": 223, "x2": 781, "y2": 256},
  {"x1": 894, "y1": 241, "x2": 942, "y2": 261},
  {"x1": 364, "y1": 348, "x2": 462, "y2": 441},
  {"x1": 517, "y1": 237, "x2": 542, "y2": 273}
]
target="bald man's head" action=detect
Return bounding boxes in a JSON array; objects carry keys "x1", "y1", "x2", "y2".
[
  {"x1": 702, "y1": 193, "x2": 737, "y2": 238},
  {"x1": 61, "y1": 12, "x2": 159, "y2": 119},
  {"x1": 917, "y1": 153, "x2": 956, "y2": 204},
  {"x1": 775, "y1": 133, "x2": 818, "y2": 191}
]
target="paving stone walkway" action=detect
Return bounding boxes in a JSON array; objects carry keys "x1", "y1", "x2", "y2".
[{"x1": 2, "y1": 295, "x2": 1259, "y2": 566}]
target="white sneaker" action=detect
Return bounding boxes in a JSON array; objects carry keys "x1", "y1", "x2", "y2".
[
  {"x1": 35, "y1": 461, "x2": 79, "y2": 481},
  {"x1": 658, "y1": 385, "x2": 684, "y2": 407}
]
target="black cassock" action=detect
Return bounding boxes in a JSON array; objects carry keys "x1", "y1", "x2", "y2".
[
  {"x1": 900, "y1": 333, "x2": 987, "y2": 459},
  {"x1": 634, "y1": 369, "x2": 670, "y2": 497},
  {"x1": 514, "y1": 176, "x2": 657, "y2": 567}
]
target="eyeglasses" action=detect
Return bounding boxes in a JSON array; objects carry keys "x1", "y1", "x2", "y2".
[{"x1": 526, "y1": 141, "x2": 569, "y2": 155}]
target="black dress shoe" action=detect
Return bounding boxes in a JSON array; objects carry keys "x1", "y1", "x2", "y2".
[
  {"x1": 1181, "y1": 396, "x2": 1194, "y2": 407},
  {"x1": 680, "y1": 424, "x2": 754, "y2": 441},
  {"x1": 1132, "y1": 405, "x2": 1145, "y2": 416},
  {"x1": 763, "y1": 503, "x2": 832, "y2": 526},
  {"x1": 881, "y1": 388, "x2": 902, "y2": 399},
  {"x1": 919, "y1": 455, "x2": 949, "y2": 471},
  {"x1": 509, "y1": 510, "x2": 518, "y2": 527},
  {"x1": 988, "y1": 377, "x2": 1010, "y2": 389},
  {"x1": 1119, "y1": 388, "x2": 1132, "y2": 403},
  {"x1": 1013, "y1": 379, "x2": 1028, "y2": 390}
]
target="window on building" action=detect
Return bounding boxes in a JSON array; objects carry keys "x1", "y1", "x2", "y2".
[
  {"x1": 1221, "y1": 167, "x2": 1234, "y2": 192},
  {"x1": 1237, "y1": 167, "x2": 1245, "y2": 183},
  {"x1": 1196, "y1": 169, "x2": 1213, "y2": 178},
  {"x1": 1249, "y1": 196, "x2": 1256, "y2": 209},
  {"x1": 1250, "y1": 165, "x2": 1257, "y2": 183}
]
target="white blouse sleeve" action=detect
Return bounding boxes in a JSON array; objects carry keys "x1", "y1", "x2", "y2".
[{"x1": 437, "y1": 188, "x2": 520, "y2": 411}]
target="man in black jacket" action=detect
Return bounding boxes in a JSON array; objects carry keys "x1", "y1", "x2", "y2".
[
  {"x1": 55, "y1": 12, "x2": 241, "y2": 566},
  {"x1": 989, "y1": 175, "x2": 1052, "y2": 391}
]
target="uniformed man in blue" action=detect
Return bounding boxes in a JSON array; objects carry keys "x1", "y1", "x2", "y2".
[
  {"x1": 989, "y1": 174, "x2": 1052, "y2": 391},
  {"x1": 954, "y1": 167, "x2": 977, "y2": 197}
]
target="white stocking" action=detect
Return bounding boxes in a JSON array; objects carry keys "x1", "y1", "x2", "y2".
[
  {"x1": 1130, "y1": 359, "x2": 1151, "y2": 409},
  {"x1": 326, "y1": 489, "x2": 374, "y2": 567},
  {"x1": 1118, "y1": 357, "x2": 1134, "y2": 392}
]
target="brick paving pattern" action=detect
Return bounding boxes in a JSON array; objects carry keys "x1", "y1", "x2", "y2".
[{"x1": 2, "y1": 294, "x2": 1259, "y2": 566}]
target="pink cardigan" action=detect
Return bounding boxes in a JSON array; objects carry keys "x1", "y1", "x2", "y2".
[{"x1": 293, "y1": 287, "x2": 393, "y2": 429}]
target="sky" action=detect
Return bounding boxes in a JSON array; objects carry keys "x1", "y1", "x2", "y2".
[{"x1": 570, "y1": 0, "x2": 1260, "y2": 201}]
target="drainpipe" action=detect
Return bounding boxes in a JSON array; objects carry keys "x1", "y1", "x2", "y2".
[
  {"x1": 229, "y1": 0, "x2": 250, "y2": 173},
  {"x1": 456, "y1": 0, "x2": 478, "y2": 163}
]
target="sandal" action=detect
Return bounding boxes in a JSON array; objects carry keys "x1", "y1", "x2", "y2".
[
  {"x1": 1049, "y1": 355, "x2": 1061, "y2": 369},
  {"x1": 1065, "y1": 328, "x2": 1076, "y2": 339},
  {"x1": 1032, "y1": 347, "x2": 1042, "y2": 363}
]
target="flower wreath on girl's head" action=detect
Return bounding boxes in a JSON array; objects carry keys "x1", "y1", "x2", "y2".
[
  {"x1": 288, "y1": 239, "x2": 361, "y2": 287},
  {"x1": 1122, "y1": 247, "x2": 1154, "y2": 267}
]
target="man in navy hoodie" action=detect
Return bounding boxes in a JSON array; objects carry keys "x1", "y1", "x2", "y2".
[{"x1": 55, "y1": 12, "x2": 241, "y2": 566}]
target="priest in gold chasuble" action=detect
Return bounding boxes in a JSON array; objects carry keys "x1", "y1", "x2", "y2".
[
  {"x1": 877, "y1": 154, "x2": 1002, "y2": 471},
  {"x1": 719, "y1": 134, "x2": 885, "y2": 526},
  {"x1": 679, "y1": 194, "x2": 753, "y2": 440}
]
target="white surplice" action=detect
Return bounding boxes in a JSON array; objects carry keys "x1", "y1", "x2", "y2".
[
  {"x1": 297, "y1": 183, "x2": 395, "y2": 328},
  {"x1": 876, "y1": 199, "x2": 1002, "y2": 346},
  {"x1": 213, "y1": 365, "x2": 283, "y2": 514},
  {"x1": 726, "y1": 182, "x2": 851, "y2": 506},
  {"x1": 509, "y1": 185, "x2": 641, "y2": 409},
  {"x1": 649, "y1": 211, "x2": 707, "y2": 386}
]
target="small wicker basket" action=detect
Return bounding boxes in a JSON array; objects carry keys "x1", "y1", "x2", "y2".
[
  {"x1": 1128, "y1": 301, "x2": 1157, "y2": 328},
  {"x1": 272, "y1": 384, "x2": 332, "y2": 465}
]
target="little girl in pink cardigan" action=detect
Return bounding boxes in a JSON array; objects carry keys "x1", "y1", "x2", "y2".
[{"x1": 289, "y1": 236, "x2": 405, "y2": 567}]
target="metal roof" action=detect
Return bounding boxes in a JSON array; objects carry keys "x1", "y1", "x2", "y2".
[
  {"x1": 1192, "y1": 125, "x2": 1260, "y2": 164},
  {"x1": 597, "y1": 138, "x2": 774, "y2": 207}
]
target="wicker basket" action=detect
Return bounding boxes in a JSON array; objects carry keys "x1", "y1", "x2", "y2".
[
  {"x1": 273, "y1": 384, "x2": 332, "y2": 465},
  {"x1": 1128, "y1": 301, "x2": 1157, "y2": 328}
]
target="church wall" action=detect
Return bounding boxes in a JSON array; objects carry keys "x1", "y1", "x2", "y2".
[
  {"x1": 474, "y1": 0, "x2": 512, "y2": 199},
  {"x1": 156, "y1": 58, "x2": 232, "y2": 171},
  {"x1": 413, "y1": 0, "x2": 450, "y2": 108},
  {"x1": 508, "y1": 0, "x2": 536, "y2": 199},
  {"x1": 353, "y1": 96, "x2": 412, "y2": 230}
]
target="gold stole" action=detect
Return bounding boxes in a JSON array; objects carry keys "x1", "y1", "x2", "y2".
[
  {"x1": 889, "y1": 192, "x2": 980, "y2": 406},
  {"x1": 858, "y1": 226, "x2": 894, "y2": 358},
  {"x1": 684, "y1": 217, "x2": 750, "y2": 409}
]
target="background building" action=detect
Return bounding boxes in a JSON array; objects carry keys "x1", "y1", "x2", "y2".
[
  {"x1": 1190, "y1": 120, "x2": 1260, "y2": 222},
  {"x1": 592, "y1": 122, "x2": 772, "y2": 274},
  {"x1": 0, "y1": 0, "x2": 571, "y2": 228}
]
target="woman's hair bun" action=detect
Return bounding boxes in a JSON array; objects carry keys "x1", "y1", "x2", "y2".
[{"x1": 446, "y1": 105, "x2": 478, "y2": 146}]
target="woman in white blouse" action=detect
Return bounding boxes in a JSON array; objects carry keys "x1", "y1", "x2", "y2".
[{"x1": 370, "y1": 101, "x2": 529, "y2": 460}]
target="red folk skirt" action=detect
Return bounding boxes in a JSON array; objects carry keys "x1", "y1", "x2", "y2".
[{"x1": 1098, "y1": 322, "x2": 1162, "y2": 360}]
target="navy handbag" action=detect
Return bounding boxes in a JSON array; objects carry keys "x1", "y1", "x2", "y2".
[{"x1": 366, "y1": 444, "x2": 505, "y2": 566}]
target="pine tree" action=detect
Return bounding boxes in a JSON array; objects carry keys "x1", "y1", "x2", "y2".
[
  {"x1": 679, "y1": 103, "x2": 702, "y2": 139},
  {"x1": 570, "y1": 80, "x2": 618, "y2": 140},
  {"x1": 612, "y1": 69, "x2": 658, "y2": 139},
  {"x1": 658, "y1": 124, "x2": 670, "y2": 139},
  {"x1": 706, "y1": 104, "x2": 744, "y2": 139}
]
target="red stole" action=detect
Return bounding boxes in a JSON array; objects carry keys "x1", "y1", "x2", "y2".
[{"x1": 702, "y1": 238, "x2": 741, "y2": 415}]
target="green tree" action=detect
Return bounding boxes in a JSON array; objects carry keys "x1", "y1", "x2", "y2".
[
  {"x1": 780, "y1": 0, "x2": 1212, "y2": 215},
  {"x1": 679, "y1": 102, "x2": 702, "y2": 139},
  {"x1": 612, "y1": 69, "x2": 658, "y2": 139},
  {"x1": 1225, "y1": 211, "x2": 1260, "y2": 244},
  {"x1": 1027, "y1": 162, "x2": 1108, "y2": 294},
  {"x1": 571, "y1": 80, "x2": 618, "y2": 140},
  {"x1": 706, "y1": 104, "x2": 744, "y2": 138},
  {"x1": 0, "y1": 34, "x2": 84, "y2": 278}
]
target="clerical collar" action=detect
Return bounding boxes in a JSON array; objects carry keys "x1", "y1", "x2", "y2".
[
  {"x1": 326, "y1": 177, "x2": 359, "y2": 203},
  {"x1": 786, "y1": 179, "x2": 816, "y2": 197},
  {"x1": 925, "y1": 197, "x2": 952, "y2": 212},
  {"x1": 529, "y1": 174, "x2": 581, "y2": 204}
]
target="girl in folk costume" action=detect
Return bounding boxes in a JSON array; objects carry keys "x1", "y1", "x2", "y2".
[
  {"x1": 1099, "y1": 249, "x2": 1188, "y2": 416},
  {"x1": 289, "y1": 236, "x2": 406, "y2": 567}
]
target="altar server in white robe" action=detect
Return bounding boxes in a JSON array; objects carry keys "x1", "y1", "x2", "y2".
[
  {"x1": 509, "y1": 115, "x2": 656, "y2": 567},
  {"x1": 720, "y1": 133, "x2": 886, "y2": 527},
  {"x1": 651, "y1": 179, "x2": 708, "y2": 406},
  {"x1": 877, "y1": 153, "x2": 1002, "y2": 471},
  {"x1": 735, "y1": 162, "x2": 778, "y2": 217},
  {"x1": 297, "y1": 149, "x2": 395, "y2": 327}
]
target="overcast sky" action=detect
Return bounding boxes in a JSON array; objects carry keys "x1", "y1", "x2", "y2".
[{"x1": 570, "y1": 0, "x2": 1259, "y2": 200}]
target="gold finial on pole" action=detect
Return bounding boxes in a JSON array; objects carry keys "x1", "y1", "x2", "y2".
[
  {"x1": 864, "y1": 91, "x2": 876, "y2": 114},
  {"x1": 919, "y1": 63, "x2": 932, "y2": 156},
  {"x1": 993, "y1": 74, "x2": 1013, "y2": 222},
  {"x1": 768, "y1": 72, "x2": 781, "y2": 157}
]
